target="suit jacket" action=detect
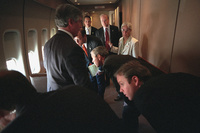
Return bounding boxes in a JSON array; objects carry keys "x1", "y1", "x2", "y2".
[
  {"x1": 103, "y1": 55, "x2": 137, "y2": 78},
  {"x1": 95, "y1": 25, "x2": 121, "y2": 48},
  {"x1": 43, "y1": 30, "x2": 92, "y2": 91},
  {"x1": 103, "y1": 55, "x2": 165, "y2": 78},
  {"x1": 83, "y1": 26, "x2": 97, "y2": 36},
  {"x1": 134, "y1": 73, "x2": 200, "y2": 133},
  {"x1": 85, "y1": 35, "x2": 103, "y2": 66},
  {"x1": 118, "y1": 36, "x2": 139, "y2": 57}
]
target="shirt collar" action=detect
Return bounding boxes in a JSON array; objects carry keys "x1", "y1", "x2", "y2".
[
  {"x1": 85, "y1": 27, "x2": 91, "y2": 30},
  {"x1": 83, "y1": 43, "x2": 87, "y2": 48},
  {"x1": 104, "y1": 25, "x2": 110, "y2": 32},
  {"x1": 58, "y1": 29, "x2": 73, "y2": 39}
]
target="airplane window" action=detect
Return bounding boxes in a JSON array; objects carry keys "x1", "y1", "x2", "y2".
[
  {"x1": 50, "y1": 28, "x2": 56, "y2": 38},
  {"x1": 27, "y1": 30, "x2": 40, "y2": 74},
  {"x1": 42, "y1": 29, "x2": 48, "y2": 46},
  {"x1": 6, "y1": 58, "x2": 18, "y2": 71},
  {"x1": 3, "y1": 30, "x2": 26, "y2": 75},
  {"x1": 28, "y1": 51, "x2": 40, "y2": 74}
]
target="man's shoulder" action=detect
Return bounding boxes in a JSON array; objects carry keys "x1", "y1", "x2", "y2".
[
  {"x1": 104, "y1": 55, "x2": 136, "y2": 66},
  {"x1": 95, "y1": 27, "x2": 103, "y2": 36},
  {"x1": 87, "y1": 35, "x2": 102, "y2": 45},
  {"x1": 87, "y1": 35, "x2": 100, "y2": 40},
  {"x1": 110, "y1": 25, "x2": 119, "y2": 30},
  {"x1": 45, "y1": 31, "x2": 71, "y2": 45},
  {"x1": 91, "y1": 26, "x2": 97, "y2": 30},
  {"x1": 96, "y1": 27, "x2": 103, "y2": 31}
]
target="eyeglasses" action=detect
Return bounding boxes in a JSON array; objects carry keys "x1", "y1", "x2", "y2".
[{"x1": 121, "y1": 29, "x2": 130, "y2": 32}]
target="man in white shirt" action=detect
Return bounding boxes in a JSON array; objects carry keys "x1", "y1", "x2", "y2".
[{"x1": 83, "y1": 15, "x2": 97, "y2": 36}]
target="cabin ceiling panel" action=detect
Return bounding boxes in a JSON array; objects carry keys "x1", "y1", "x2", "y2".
[{"x1": 67, "y1": 0, "x2": 118, "y2": 5}]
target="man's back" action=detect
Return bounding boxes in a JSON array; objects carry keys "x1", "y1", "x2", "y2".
[
  {"x1": 134, "y1": 73, "x2": 200, "y2": 133},
  {"x1": 44, "y1": 31, "x2": 92, "y2": 91}
]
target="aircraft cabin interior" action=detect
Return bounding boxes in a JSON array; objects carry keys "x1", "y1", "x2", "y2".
[{"x1": 0, "y1": 0, "x2": 200, "y2": 132}]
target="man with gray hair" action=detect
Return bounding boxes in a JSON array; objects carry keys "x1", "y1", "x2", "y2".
[{"x1": 44, "y1": 4, "x2": 92, "y2": 91}]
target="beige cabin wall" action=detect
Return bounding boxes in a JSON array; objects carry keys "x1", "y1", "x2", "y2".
[
  {"x1": 0, "y1": 0, "x2": 56, "y2": 76},
  {"x1": 0, "y1": 0, "x2": 26, "y2": 74},
  {"x1": 122, "y1": 0, "x2": 200, "y2": 76}
]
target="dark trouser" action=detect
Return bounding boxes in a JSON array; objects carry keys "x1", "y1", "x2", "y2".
[
  {"x1": 105, "y1": 72, "x2": 110, "y2": 86},
  {"x1": 90, "y1": 72, "x2": 105, "y2": 98},
  {"x1": 90, "y1": 74, "x2": 98, "y2": 93}
]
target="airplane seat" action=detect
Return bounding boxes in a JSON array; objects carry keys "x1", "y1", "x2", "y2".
[{"x1": 29, "y1": 73, "x2": 47, "y2": 92}]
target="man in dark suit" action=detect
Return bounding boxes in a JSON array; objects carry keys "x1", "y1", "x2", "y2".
[
  {"x1": 95, "y1": 14, "x2": 121, "y2": 52},
  {"x1": 83, "y1": 15, "x2": 97, "y2": 36},
  {"x1": 95, "y1": 14, "x2": 121, "y2": 87},
  {"x1": 75, "y1": 28, "x2": 105, "y2": 98},
  {"x1": 0, "y1": 70, "x2": 122, "y2": 133},
  {"x1": 43, "y1": 4, "x2": 92, "y2": 91},
  {"x1": 115, "y1": 61, "x2": 200, "y2": 133}
]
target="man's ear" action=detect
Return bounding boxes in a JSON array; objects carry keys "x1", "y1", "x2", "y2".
[
  {"x1": 68, "y1": 18, "x2": 74, "y2": 26},
  {"x1": 131, "y1": 76, "x2": 140, "y2": 86},
  {"x1": 83, "y1": 35, "x2": 87, "y2": 41},
  {"x1": 97, "y1": 54, "x2": 102, "y2": 60}
]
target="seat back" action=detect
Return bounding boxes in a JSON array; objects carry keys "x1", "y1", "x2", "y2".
[{"x1": 29, "y1": 73, "x2": 47, "y2": 92}]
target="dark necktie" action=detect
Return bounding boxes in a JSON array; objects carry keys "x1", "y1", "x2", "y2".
[{"x1": 105, "y1": 28, "x2": 110, "y2": 51}]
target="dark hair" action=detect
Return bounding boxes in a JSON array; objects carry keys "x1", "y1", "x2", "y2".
[
  {"x1": 84, "y1": 15, "x2": 91, "y2": 19},
  {"x1": 0, "y1": 71, "x2": 37, "y2": 110},
  {"x1": 55, "y1": 4, "x2": 82, "y2": 27}
]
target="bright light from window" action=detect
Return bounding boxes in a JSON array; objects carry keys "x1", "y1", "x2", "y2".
[
  {"x1": 51, "y1": 28, "x2": 56, "y2": 38},
  {"x1": 28, "y1": 51, "x2": 40, "y2": 74},
  {"x1": 6, "y1": 58, "x2": 18, "y2": 71}
]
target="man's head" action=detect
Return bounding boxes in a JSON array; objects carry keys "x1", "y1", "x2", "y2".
[
  {"x1": 75, "y1": 28, "x2": 87, "y2": 46},
  {"x1": 100, "y1": 14, "x2": 109, "y2": 28},
  {"x1": 0, "y1": 70, "x2": 37, "y2": 117},
  {"x1": 91, "y1": 46, "x2": 109, "y2": 67},
  {"x1": 55, "y1": 4, "x2": 83, "y2": 37},
  {"x1": 114, "y1": 61, "x2": 151, "y2": 100},
  {"x1": 121, "y1": 22, "x2": 132, "y2": 39},
  {"x1": 84, "y1": 15, "x2": 92, "y2": 28}
]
